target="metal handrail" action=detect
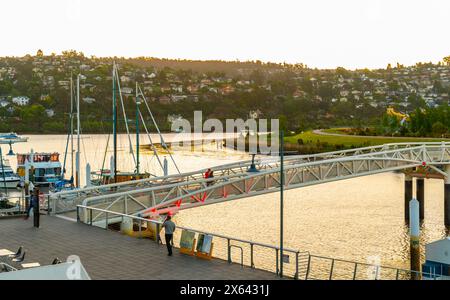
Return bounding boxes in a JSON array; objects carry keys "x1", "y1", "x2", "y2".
[
  {"x1": 77, "y1": 205, "x2": 447, "y2": 280},
  {"x1": 229, "y1": 245, "x2": 244, "y2": 267},
  {"x1": 78, "y1": 204, "x2": 308, "y2": 278},
  {"x1": 306, "y1": 254, "x2": 444, "y2": 280},
  {"x1": 76, "y1": 204, "x2": 301, "y2": 254}
]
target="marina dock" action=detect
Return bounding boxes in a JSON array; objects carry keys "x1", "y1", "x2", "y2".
[{"x1": 0, "y1": 215, "x2": 279, "y2": 280}]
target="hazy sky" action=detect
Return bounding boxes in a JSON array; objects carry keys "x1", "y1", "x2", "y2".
[{"x1": 1, "y1": 0, "x2": 449, "y2": 69}]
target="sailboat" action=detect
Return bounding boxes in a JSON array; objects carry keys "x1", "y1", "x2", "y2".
[{"x1": 90, "y1": 63, "x2": 153, "y2": 185}]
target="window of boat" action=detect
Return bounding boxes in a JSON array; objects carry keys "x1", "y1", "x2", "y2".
[
  {"x1": 17, "y1": 155, "x2": 25, "y2": 165},
  {"x1": 46, "y1": 168, "x2": 55, "y2": 175},
  {"x1": 54, "y1": 167, "x2": 61, "y2": 175},
  {"x1": 36, "y1": 169, "x2": 45, "y2": 177}
]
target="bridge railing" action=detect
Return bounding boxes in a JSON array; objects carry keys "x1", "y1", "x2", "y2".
[
  {"x1": 47, "y1": 141, "x2": 395, "y2": 202},
  {"x1": 77, "y1": 156, "x2": 423, "y2": 220},
  {"x1": 48, "y1": 155, "x2": 314, "y2": 214},
  {"x1": 75, "y1": 205, "x2": 445, "y2": 280},
  {"x1": 50, "y1": 141, "x2": 450, "y2": 214}
]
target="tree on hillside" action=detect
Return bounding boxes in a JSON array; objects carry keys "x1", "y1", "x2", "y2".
[
  {"x1": 432, "y1": 121, "x2": 447, "y2": 137},
  {"x1": 443, "y1": 56, "x2": 450, "y2": 66}
]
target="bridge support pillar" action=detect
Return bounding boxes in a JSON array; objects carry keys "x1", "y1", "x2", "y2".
[
  {"x1": 404, "y1": 176, "x2": 413, "y2": 221},
  {"x1": 444, "y1": 185, "x2": 450, "y2": 226},
  {"x1": 444, "y1": 166, "x2": 450, "y2": 226},
  {"x1": 416, "y1": 178, "x2": 425, "y2": 220}
]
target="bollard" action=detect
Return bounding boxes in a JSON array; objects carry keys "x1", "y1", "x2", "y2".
[
  {"x1": 404, "y1": 176, "x2": 413, "y2": 221},
  {"x1": 163, "y1": 157, "x2": 168, "y2": 177},
  {"x1": 85, "y1": 163, "x2": 92, "y2": 187},
  {"x1": 409, "y1": 198, "x2": 421, "y2": 280},
  {"x1": 110, "y1": 155, "x2": 115, "y2": 181},
  {"x1": 416, "y1": 178, "x2": 425, "y2": 220},
  {"x1": 33, "y1": 195, "x2": 40, "y2": 228},
  {"x1": 75, "y1": 151, "x2": 80, "y2": 188}
]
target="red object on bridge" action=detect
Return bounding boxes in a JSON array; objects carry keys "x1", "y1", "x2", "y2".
[{"x1": 422, "y1": 162, "x2": 426, "y2": 166}]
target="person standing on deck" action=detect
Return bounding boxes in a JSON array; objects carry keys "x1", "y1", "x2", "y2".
[
  {"x1": 24, "y1": 187, "x2": 38, "y2": 220},
  {"x1": 162, "y1": 214, "x2": 176, "y2": 256},
  {"x1": 24, "y1": 181, "x2": 34, "y2": 213}
]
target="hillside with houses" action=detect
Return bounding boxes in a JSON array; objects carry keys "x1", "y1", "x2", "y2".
[{"x1": 0, "y1": 50, "x2": 450, "y2": 134}]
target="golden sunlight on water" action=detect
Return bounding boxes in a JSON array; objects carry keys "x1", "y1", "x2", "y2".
[
  {"x1": 176, "y1": 173, "x2": 449, "y2": 270},
  {"x1": 6, "y1": 134, "x2": 449, "y2": 271}
]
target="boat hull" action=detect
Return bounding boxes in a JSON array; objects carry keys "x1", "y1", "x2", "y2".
[{"x1": 0, "y1": 179, "x2": 20, "y2": 189}]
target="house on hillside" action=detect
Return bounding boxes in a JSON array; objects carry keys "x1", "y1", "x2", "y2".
[
  {"x1": 220, "y1": 85, "x2": 235, "y2": 95},
  {"x1": 187, "y1": 85, "x2": 199, "y2": 93},
  {"x1": 45, "y1": 109, "x2": 55, "y2": 117},
  {"x1": 12, "y1": 96, "x2": 30, "y2": 106},
  {"x1": 171, "y1": 95, "x2": 188, "y2": 102},
  {"x1": 167, "y1": 114, "x2": 183, "y2": 124},
  {"x1": 121, "y1": 87, "x2": 133, "y2": 95},
  {"x1": 0, "y1": 99, "x2": 9, "y2": 108},
  {"x1": 159, "y1": 95, "x2": 171, "y2": 104},
  {"x1": 120, "y1": 75, "x2": 131, "y2": 83},
  {"x1": 249, "y1": 109, "x2": 262, "y2": 119},
  {"x1": 82, "y1": 97, "x2": 96, "y2": 104}
]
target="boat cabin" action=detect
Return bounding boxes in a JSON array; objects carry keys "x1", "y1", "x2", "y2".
[{"x1": 16, "y1": 152, "x2": 62, "y2": 186}]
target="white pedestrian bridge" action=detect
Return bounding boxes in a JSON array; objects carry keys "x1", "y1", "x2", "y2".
[{"x1": 49, "y1": 142, "x2": 450, "y2": 222}]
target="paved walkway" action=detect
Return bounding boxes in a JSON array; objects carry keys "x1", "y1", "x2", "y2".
[{"x1": 0, "y1": 215, "x2": 279, "y2": 280}]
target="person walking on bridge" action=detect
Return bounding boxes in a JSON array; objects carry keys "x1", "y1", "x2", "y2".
[
  {"x1": 204, "y1": 168, "x2": 214, "y2": 186},
  {"x1": 162, "y1": 214, "x2": 176, "y2": 256}
]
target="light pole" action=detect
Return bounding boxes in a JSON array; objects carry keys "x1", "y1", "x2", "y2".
[
  {"x1": 135, "y1": 82, "x2": 141, "y2": 175},
  {"x1": 279, "y1": 130, "x2": 284, "y2": 278}
]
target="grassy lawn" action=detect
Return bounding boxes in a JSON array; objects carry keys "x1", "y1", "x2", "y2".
[{"x1": 285, "y1": 130, "x2": 449, "y2": 148}]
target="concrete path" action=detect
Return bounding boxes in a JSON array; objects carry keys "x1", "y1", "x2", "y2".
[
  {"x1": 312, "y1": 129, "x2": 447, "y2": 140},
  {"x1": 0, "y1": 215, "x2": 279, "y2": 280}
]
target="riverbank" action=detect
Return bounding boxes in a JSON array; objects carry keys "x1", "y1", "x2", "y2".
[{"x1": 285, "y1": 129, "x2": 450, "y2": 152}]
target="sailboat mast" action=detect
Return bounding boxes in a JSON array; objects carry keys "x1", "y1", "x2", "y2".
[
  {"x1": 70, "y1": 74, "x2": 74, "y2": 182},
  {"x1": 113, "y1": 63, "x2": 117, "y2": 183},
  {"x1": 76, "y1": 74, "x2": 81, "y2": 188},
  {"x1": 135, "y1": 82, "x2": 140, "y2": 175}
]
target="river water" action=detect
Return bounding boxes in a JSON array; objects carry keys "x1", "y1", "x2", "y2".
[{"x1": 3, "y1": 134, "x2": 449, "y2": 272}]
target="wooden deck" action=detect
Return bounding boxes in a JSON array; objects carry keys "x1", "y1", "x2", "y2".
[{"x1": 0, "y1": 215, "x2": 279, "y2": 280}]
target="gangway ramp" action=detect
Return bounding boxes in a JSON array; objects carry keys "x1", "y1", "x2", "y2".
[{"x1": 75, "y1": 142, "x2": 450, "y2": 223}]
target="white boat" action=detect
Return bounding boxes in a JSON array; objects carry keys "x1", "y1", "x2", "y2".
[
  {"x1": 0, "y1": 132, "x2": 29, "y2": 144},
  {"x1": 0, "y1": 158, "x2": 21, "y2": 189},
  {"x1": 16, "y1": 151, "x2": 63, "y2": 186}
]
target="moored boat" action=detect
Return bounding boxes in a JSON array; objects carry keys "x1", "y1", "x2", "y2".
[
  {"x1": 16, "y1": 151, "x2": 63, "y2": 186},
  {"x1": 0, "y1": 158, "x2": 21, "y2": 189}
]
